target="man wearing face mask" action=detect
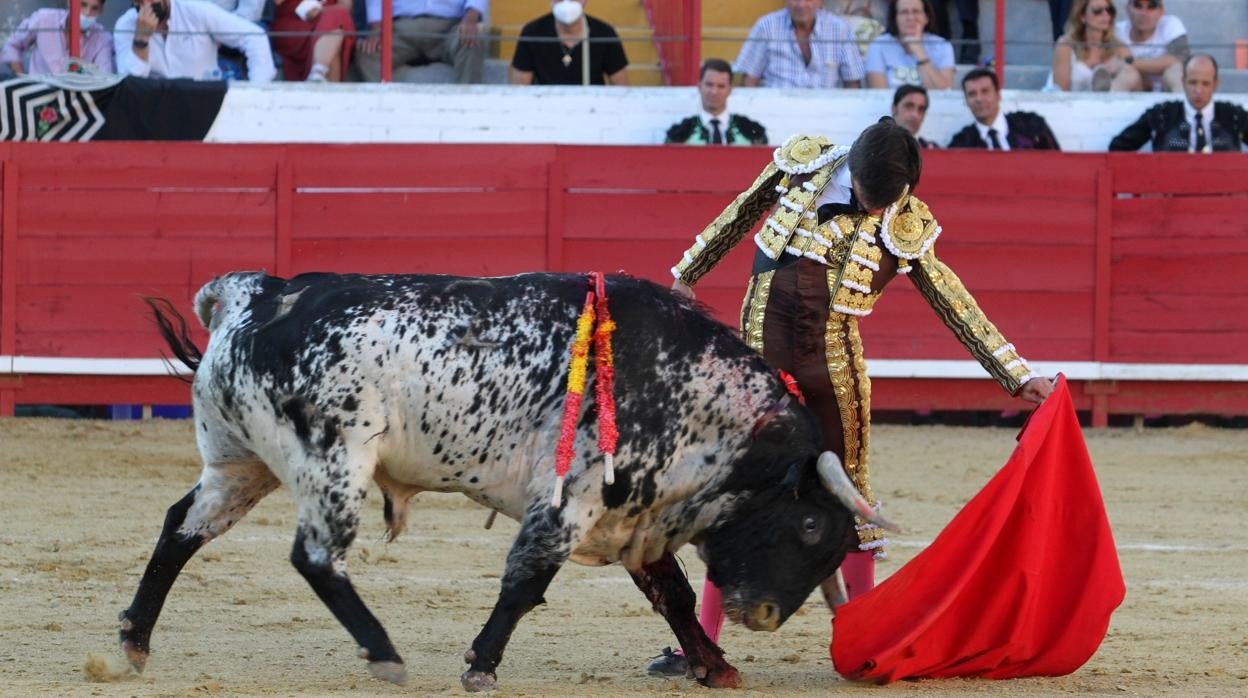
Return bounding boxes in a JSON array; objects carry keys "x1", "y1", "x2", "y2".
[
  {"x1": 511, "y1": 0, "x2": 629, "y2": 86},
  {"x1": 114, "y1": 0, "x2": 276, "y2": 82},
  {"x1": 2, "y1": 0, "x2": 115, "y2": 77}
]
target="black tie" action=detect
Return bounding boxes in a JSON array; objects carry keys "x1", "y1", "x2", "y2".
[
  {"x1": 1194, "y1": 112, "x2": 1207, "y2": 153},
  {"x1": 987, "y1": 128, "x2": 1003, "y2": 150},
  {"x1": 710, "y1": 118, "x2": 724, "y2": 145}
]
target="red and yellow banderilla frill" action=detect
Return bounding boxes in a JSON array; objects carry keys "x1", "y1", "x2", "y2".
[{"x1": 551, "y1": 272, "x2": 618, "y2": 507}]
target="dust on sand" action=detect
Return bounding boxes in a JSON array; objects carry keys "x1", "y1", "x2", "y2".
[{"x1": 1, "y1": 418, "x2": 1245, "y2": 696}]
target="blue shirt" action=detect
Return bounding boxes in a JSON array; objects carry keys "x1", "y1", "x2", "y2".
[
  {"x1": 366, "y1": 0, "x2": 488, "y2": 25},
  {"x1": 734, "y1": 9, "x2": 865, "y2": 88},
  {"x1": 864, "y1": 33, "x2": 954, "y2": 88}
]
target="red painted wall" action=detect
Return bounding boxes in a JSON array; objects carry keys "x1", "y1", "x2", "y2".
[{"x1": 1, "y1": 144, "x2": 1245, "y2": 422}]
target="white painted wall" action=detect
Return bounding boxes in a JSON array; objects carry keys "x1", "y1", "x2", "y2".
[{"x1": 208, "y1": 83, "x2": 1248, "y2": 152}]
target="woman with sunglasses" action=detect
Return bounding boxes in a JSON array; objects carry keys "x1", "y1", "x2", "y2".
[{"x1": 1051, "y1": 0, "x2": 1141, "y2": 91}]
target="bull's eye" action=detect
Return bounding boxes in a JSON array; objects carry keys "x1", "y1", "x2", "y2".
[{"x1": 800, "y1": 515, "x2": 823, "y2": 544}]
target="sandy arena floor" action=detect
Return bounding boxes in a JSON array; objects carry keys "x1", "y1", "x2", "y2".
[{"x1": 0, "y1": 418, "x2": 1245, "y2": 697}]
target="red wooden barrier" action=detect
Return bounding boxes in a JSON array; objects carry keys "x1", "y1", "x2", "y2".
[{"x1": 1, "y1": 144, "x2": 1245, "y2": 425}]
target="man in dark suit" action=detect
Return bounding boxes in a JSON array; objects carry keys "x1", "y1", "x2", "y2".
[
  {"x1": 891, "y1": 84, "x2": 938, "y2": 149},
  {"x1": 948, "y1": 68, "x2": 1061, "y2": 150},
  {"x1": 1109, "y1": 54, "x2": 1248, "y2": 152},
  {"x1": 665, "y1": 58, "x2": 768, "y2": 146}
]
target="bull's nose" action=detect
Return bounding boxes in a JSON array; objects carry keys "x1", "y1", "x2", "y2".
[{"x1": 746, "y1": 601, "x2": 781, "y2": 631}]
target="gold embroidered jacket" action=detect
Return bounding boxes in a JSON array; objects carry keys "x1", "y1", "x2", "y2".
[{"x1": 671, "y1": 135, "x2": 1038, "y2": 395}]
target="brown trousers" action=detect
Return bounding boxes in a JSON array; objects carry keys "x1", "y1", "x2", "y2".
[{"x1": 739, "y1": 258, "x2": 884, "y2": 548}]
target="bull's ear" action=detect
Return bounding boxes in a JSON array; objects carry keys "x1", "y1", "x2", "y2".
[{"x1": 781, "y1": 460, "x2": 803, "y2": 497}]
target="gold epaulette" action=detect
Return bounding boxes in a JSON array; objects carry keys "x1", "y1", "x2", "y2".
[{"x1": 880, "y1": 195, "x2": 941, "y2": 261}]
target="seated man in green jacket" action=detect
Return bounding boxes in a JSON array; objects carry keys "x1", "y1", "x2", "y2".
[{"x1": 665, "y1": 58, "x2": 768, "y2": 146}]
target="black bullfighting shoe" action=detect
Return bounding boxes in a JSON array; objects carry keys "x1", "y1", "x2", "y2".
[{"x1": 645, "y1": 647, "x2": 689, "y2": 677}]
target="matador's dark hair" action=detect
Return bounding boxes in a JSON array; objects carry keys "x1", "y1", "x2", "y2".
[{"x1": 847, "y1": 117, "x2": 922, "y2": 210}]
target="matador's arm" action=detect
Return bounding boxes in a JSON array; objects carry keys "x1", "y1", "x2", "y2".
[
  {"x1": 670, "y1": 163, "x2": 785, "y2": 286},
  {"x1": 907, "y1": 248, "x2": 1041, "y2": 395}
]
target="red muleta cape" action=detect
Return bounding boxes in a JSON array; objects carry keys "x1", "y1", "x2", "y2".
[{"x1": 830, "y1": 376, "x2": 1125, "y2": 682}]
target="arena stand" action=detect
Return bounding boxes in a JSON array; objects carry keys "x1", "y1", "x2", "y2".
[{"x1": 0, "y1": 141, "x2": 1244, "y2": 425}]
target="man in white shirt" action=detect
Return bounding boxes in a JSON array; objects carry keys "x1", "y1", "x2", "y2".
[
  {"x1": 1109, "y1": 54, "x2": 1248, "y2": 152},
  {"x1": 205, "y1": 0, "x2": 265, "y2": 23},
  {"x1": 1115, "y1": 0, "x2": 1188, "y2": 92},
  {"x1": 115, "y1": 0, "x2": 275, "y2": 82}
]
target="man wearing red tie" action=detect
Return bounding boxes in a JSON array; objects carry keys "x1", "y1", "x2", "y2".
[
  {"x1": 947, "y1": 68, "x2": 1061, "y2": 150},
  {"x1": 665, "y1": 59, "x2": 768, "y2": 146}
]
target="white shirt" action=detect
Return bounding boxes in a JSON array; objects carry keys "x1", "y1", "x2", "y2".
[
  {"x1": 114, "y1": 0, "x2": 276, "y2": 83},
  {"x1": 1115, "y1": 15, "x2": 1186, "y2": 61},
  {"x1": 204, "y1": 0, "x2": 264, "y2": 23},
  {"x1": 975, "y1": 110, "x2": 1011, "y2": 151},
  {"x1": 815, "y1": 161, "x2": 854, "y2": 209},
  {"x1": 1184, "y1": 100, "x2": 1215, "y2": 153}
]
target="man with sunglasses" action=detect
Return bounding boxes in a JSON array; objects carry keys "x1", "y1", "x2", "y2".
[{"x1": 1115, "y1": 0, "x2": 1188, "y2": 92}]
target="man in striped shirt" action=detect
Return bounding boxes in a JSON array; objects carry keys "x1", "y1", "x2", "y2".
[{"x1": 735, "y1": 0, "x2": 864, "y2": 88}]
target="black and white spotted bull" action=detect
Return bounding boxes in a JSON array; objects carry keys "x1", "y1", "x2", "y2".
[{"x1": 120, "y1": 271, "x2": 895, "y2": 691}]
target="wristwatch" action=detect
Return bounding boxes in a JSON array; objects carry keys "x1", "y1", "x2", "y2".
[
  {"x1": 916, "y1": 58, "x2": 931, "y2": 66},
  {"x1": 132, "y1": 38, "x2": 149, "y2": 49},
  {"x1": 1124, "y1": 55, "x2": 1135, "y2": 65}
]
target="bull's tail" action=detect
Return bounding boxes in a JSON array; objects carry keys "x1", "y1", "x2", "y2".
[{"x1": 143, "y1": 297, "x2": 203, "y2": 379}]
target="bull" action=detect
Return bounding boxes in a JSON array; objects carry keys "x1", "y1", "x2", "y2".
[{"x1": 120, "y1": 271, "x2": 895, "y2": 691}]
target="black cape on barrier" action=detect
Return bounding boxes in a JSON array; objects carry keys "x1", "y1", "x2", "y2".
[{"x1": 0, "y1": 74, "x2": 226, "y2": 142}]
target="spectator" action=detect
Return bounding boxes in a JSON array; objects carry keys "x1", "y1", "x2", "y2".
[
  {"x1": 865, "y1": 0, "x2": 955, "y2": 89},
  {"x1": 827, "y1": 0, "x2": 889, "y2": 25},
  {"x1": 930, "y1": 0, "x2": 978, "y2": 64},
  {"x1": 206, "y1": 0, "x2": 266, "y2": 22},
  {"x1": 891, "y1": 84, "x2": 938, "y2": 148},
  {"x1": 1047, "y1": 0, "x2": 1073, "y2": 41},
  {"x1": 735, "y1": 0, "x2": 864, "y2": 88},
  {"x1": 1109, "y1": 54, "x2": 1248, "y2": 152},
  {"x1": 511, "y1": 1, "x2": 628, "y2": 86},
  {"x1": 1051, "y1": 0, "x2": 1140, "y2": 91},
  {"x1": 115, "y1": 0, "x2": 276, "y2": 82},
  {"x1": 1115, "y1": 0, "x2": 1187, "y2": 92},
  {"x1": 2, "y1": 0, "x2": 114, "y2": 77},
  {"x1": 665, "y1": 59, "x2": 768, "y2": 145},
  {"x1": 353, "y1": 0, "x2": 486, "y2": 84},
  {"x1": 209, "y1": 1, "x2": 270, "y2": 81},
  {"x1": 272, "y1": 1, "x2": 355, "y2": 82},
  {"x1": 826, "y1": 0, "x2": 888, "y2": 57},
  {"x1": 948, "y1": 68, "x2": 1061, "y2": 150}
]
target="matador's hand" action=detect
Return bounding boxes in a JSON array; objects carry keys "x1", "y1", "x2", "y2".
[
  {"x1": 671, "y1": 280, "x2": 695, "y2": 299},
  {"x1": 1018, "y1": 377, "x2": 1054, "y2": 404}
]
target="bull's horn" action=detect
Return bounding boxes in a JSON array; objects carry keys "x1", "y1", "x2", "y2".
[{"x1": 816, "y1": 452, "x2": 902, "y2": 533}]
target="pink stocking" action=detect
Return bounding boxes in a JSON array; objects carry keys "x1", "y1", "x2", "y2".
[
  {"x1": 698, "y1": 578, "x2": 725, "y2": 644},
  {"x1": 841, "y1": 551, "x2": 876, "y2": 600}
]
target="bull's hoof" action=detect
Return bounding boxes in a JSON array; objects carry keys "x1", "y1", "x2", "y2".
[
  {"x1": 694, "y1": 663, "x2": 741, "y2": 689},
  {"x1": 368, "y1": 660, "x2": 408, "y2": 685},
  {"x1": 120, "y1": 639, "x2": 148, "y2": 673},
  {"x1": 460, "y1": 669, "x2": 498, "y2": 692}
]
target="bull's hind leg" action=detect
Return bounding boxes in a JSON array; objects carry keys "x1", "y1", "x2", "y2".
[
  {"x1": 288, "y1": 447, "x2": 406, "y2": 685},
  {"x1": 119, "y1": 457, "x2": 278, "y2": 672},
  {"x1": 461, "y1": 504, "x2": 569, "y2": 692},
  {"x1": 630, "y1": 552, "x2": 741, "y2": 688}
]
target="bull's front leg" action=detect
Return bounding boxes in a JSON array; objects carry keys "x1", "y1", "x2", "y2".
[
  {"x1": 462, "y1": 505, "x2": 568, "y2": 692},
  {"x1": 630, "y1": 552, "x2": 741, "y2": 688}
]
